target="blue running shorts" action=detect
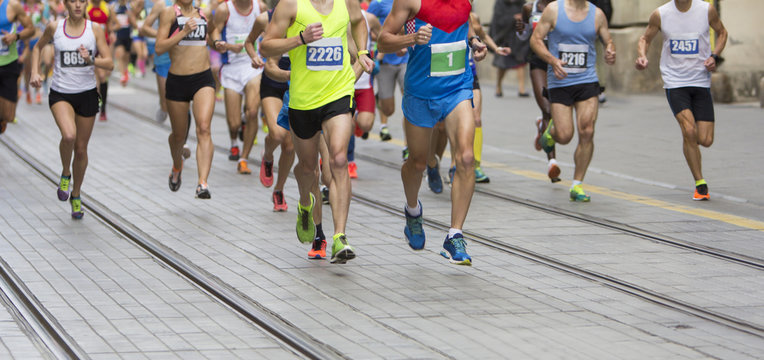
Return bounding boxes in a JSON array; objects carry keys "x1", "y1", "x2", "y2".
[
  {"x1": 402, "y1": 88, "x2": 473, "y2": 128},
  {"x1": 277, "y1": 91, "x2": 290, "y2": 131}
]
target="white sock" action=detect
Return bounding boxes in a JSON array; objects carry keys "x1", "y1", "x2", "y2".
[
  {"x1": 448, "y1": 228, "x2": 462, "y2": 238},
  {"x1": 231, "y1": 138, "x2": 239, "y2": 148},
  {"x1": 549, "y1": 158, "x2": 558, "y2": 166},
  {"x1": 381, "y1": 124, "x2": 388, "y2": 129},
  {"x1": 405, "y1": 202, "x2": 421, "y2": 217},
  {"x1": 571, "y1": 180, "x2": 582, "y2": 189}
]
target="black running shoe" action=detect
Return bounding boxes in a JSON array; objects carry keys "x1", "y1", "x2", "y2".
[{"x1": 195, "y1": 184, "x2": 211, "y2": 199}]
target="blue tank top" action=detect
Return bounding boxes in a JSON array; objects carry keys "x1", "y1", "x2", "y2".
[
  {"x1": 403, "y1": 0, "x2": 472, "y2": 100},
  {"x1": 547, "y1": 0, "x2": 598, "y2": 88},
  {"x1": 0, "y1": 0, "x2": 18, "y2": 65},
  {"x1": 116, "y1": 3, "x2": 131, "y2": 39}
]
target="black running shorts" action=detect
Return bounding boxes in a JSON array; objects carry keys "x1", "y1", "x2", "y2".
[
  {"x1": 49, "y1": 88, "x2": 100, "y2": 117},
  {"x1": 548, "y1": 82, "x2": 600, "y2": 106},
  {"x1": 0, "y1": 60, "x2": 21, "y2": 102},
  {"x1": 260, "y1": 79, "x2": 288, "y2": 100},
  {"x1": 165, "y1": 69, "x2": 216, "y2": 102},
  {"x1": 288, "y1": 95, "x2": 354, "y2": 140},
  {"x1": 665, "y1": 87, "x2": 715, "y2": 122}
]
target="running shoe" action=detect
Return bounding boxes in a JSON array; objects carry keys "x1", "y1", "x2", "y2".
[
  {"x1": 404, "y1": 201, "x2": 425, "y2": 250},
  {"x1": 538, "y1": 119, "x2": 555, "y2": 154},
  {"x1": 272, "y1": 191, "x2": 288, "y2": 212},
  {"x1": 426, "y1": 161, "x2": 442, "y2": 194},
  {"x1": 330, "y1": 233, "x2": 355, "y2": 264},
  {"x1": 70, "y1": 197, "x2": 84, "y2": 219},
  {"x1": 195, "y1": 184, "x2": 211, "y2": 199},
  {"x1": 361, "y1": 131, "x2": 369, "y2": 140},
  {"x1": 548, "y1": 161, "x2": 561, "y2": 183},
  {"x1": 57, "y1": 175, "x2": 71, "y2": 201},
  {"x1": 238, "y1": 159, "x2": 252, "y2": 174},
  {"x1": 25, "y1": 91, "x2": 31, "y2": 104},
  {"x1": 348, "y1": 161, "x2": 358, "y2": 179},
  {"x1": 440, "y1": 233, "x2": 472, "y2": 266},
  {"x1": 475, "y1": 165, "x2": 490, "y2": 184},
  {"x1": 533, "y1": 117, "x2": 544, "y2": 151},
  {"x1": 168, "y1": 164, "x2": 182, "y2": 192},
  {"x1": 380, "y1": 127, "x2": 391, "y2": 141},
  {"x1": 321, "y1": 185, "x2": 330, "y2": 205},
  {"x1": 296, "y1": 194, "x2": 316, "y2": 243},
  {"x1": 228, "y1": 146, "x2": 240, "y2": 161},
  {"x1": 0, "y1": 119, "x2": 6, "y2": 134},
  {"x1": 182, "y1": 145, "x2": 191, "y2": 159},
  {"x1": 402, "y1": 147, "x2": 409, "y2": 162},
  {"x1": 693, "y1": 183, "x2": 710, "y2": 201},
  {"x1": 99, "y1": 111, "x2": 107, "y2": 122},
  {"x1": 155, "y1": 108, "x2": 168, "y2": 123},
  {"x1": 35, "y1": 92, "x2": 41, "y2": 105},
  {"x1": 354, "y1": 123, "x2": 364, "y2": 137},
  {"x1": 260, "y1": 156, "x2": 274, "y2": 186},
  {"x1": 120, "y1": 71, "x2": 129, "y2": 86},
  {"x1": 447, "y1": 166, "x2": 456, "y2": 186},
  {"x1": 308, "y1": 237, "x2": 326, "y2": 260},
  {"x1": 569, "y1": 185, "x2": 591, "y2": 202}
]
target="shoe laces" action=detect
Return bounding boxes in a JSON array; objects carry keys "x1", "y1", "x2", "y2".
[
  {"x1": 71, "y1": 198, "x2": 82, "y2": 212},
  {"x1": 450, "y1": 235, "x2": 467, "y2": 254},
  {"x1": 406, "y1": 213, "x2": 423, "y2": 235},
  {"x1": 60, "y1": 176, "x2": 70, "y2": 190},
  {"x1": 312, "y1": 238, "x2": 325, "y2": 251}
]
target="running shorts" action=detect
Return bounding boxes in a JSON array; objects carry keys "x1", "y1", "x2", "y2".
[
  {"x1": 354, "y1": 88, "x2": 375, "y2": 114},
  {"x1": 548, "y1": 82, "x2": 600, "y2": 106},
  {"x1": 402, "y1": 88, "x2": 473, "y2": 128},
  {"x1": 165, "y1": 69, "x2": 215, "y2": 102},
  {"x1": 219, "y1": 62, "x2": 262, "y2": 95},
  {"x1": 376, "y1": 62, "x2": 406, "y2": 99},
  {"x1": 49, "y1": 88, "x2": 100, "y2": 117},
  {"x1": 0, "y1": 60, "x2": 21, "y2": 102},
  {"x1": 665, "y1": 87, "x2": 715, "y2": 121},
  {"x1": 288, "y1": 95, "x2": 353, "y2": 140}
]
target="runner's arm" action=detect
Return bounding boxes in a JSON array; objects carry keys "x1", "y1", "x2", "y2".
[
  {"x1": 210, "y1": 2, "x2": 229, "y2": 52},
  {"x1": 29, "y1": 21, "x2": 57, "y2": 88},
  {"x1": 705, "y1": 5, "x2": 726, "y2": 72},
  {"x1": 377, "y1": 0, "x2": 418, "y2": 53},
  {"x1": 9, "y1": 0, "x2": 35, "y2": 41},
  {"x1": 471, "y1": 12, "x2": 509, "y2": 56},
  {"x1": 245, "y1": 11, "x2": 268, "y2": 59},
  {"x1": 263, "y1": 56, "x2": 289, "y2": 82},
  {"x1": 635, "y1": 9, "x2": 660, "y2": 70},
  {"x1": 531, "y1": 3, "x2": 566, "y2": 79},
  {"x1": 92, "y1": 22, "x2": 115, "y2": 70},
  {"x1": 155, "y1": 6, "x2": 194, "y2": 54},
  {"x1": 140, "y1": 0, "x2": 162, "y2": 38},
  {"x1": 596, "y1": 8, "x2": 615, "y2": 65},
  {"x1": 259, "y1": 0, "x2": 299, "y2": 57}
]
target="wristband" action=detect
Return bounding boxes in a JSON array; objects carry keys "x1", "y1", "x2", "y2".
[
  {"x1": 357, "y1": 50, "x2": 369, "y2": 57},
  {"x1": 710, "y1": 53, "x2": 719, "y2": 61},
  {"x1": 468, "y1": 36, "x2": 482, "y2": 48},
  {"x1": 299, "y1": 31, "x2": 306, "y2": 45},
  {"x1": 15, "y1": 33, "x2": 20, "y2": 41}
]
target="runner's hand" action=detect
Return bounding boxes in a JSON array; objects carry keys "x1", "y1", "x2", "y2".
[
  {"x1": 1, "y1": 30, "x2": 15, "y2": 45},
  {"x1": 495, "y1": 46, "x2": 511, "y2": 56},
  {"x1": 302, "y1": 22, "x2": 323, "y2": 43},
  {"x1": 183, "y1": 18, "x2": 198, "y2": 35},
  {"x1": 30, "y1": 73, "x2": 42, "y2": 89},
  {"x1": 228, "y1": 43, "x2": 244, "y2": 53},
  {"x1": 359, "y1": 52, "x2": 374, "y2": 73},
  {"x1": 472, "y1": 41, "x2": 487, "y2": 62},
  {"x1": 414, "y1": 24, "x2": 432, "y2": 46},
  {"x1": 704, "y1": 56, "x2": 716, "y2": 72},
  {"x1": 250, "y1": 55, "x2": 264, "y2": 69},
  {"x1": 635, "y1": 56, "x2": 648, "y2": 70},
  {"x1": 552, "y1": 58, "x2": 567, "y2": 79},
  {"x1": 214, "y1": 40, "x2": 227, "y2": 52},
  {"x1": 395, "y1": 48, "x2": 407, "y2": 57},
  {"x1": 78, "y1": 45, "x2": 91, "y2": 64},
  {"x1": 604, "y1": 45, "x2": 616, "y2": 65}
]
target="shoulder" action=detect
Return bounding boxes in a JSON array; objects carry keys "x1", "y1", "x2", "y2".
[{"x1": 470, "y1": 12, "x2": 480, "y2": 23}]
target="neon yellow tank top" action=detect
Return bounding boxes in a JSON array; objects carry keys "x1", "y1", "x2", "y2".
[{"x1": 287, "y1": 0, "x2": 355, "y2": 110}]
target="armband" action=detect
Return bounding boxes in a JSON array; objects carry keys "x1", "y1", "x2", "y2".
[
  {"x1": 357, "y1": 50, "x2": 369, "y2": 57},
  {"x1": 299, "y1": 31, "x2": 306, "y2": 45}
]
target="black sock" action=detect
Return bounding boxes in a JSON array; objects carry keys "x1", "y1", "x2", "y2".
[
  {"x1": 130, "y1": 52, "x2": 137, "y2": 66},
  {"x1": 99, "y1": 81, "x2": 109, "y2": 112},
  {"x1": 315, "y1": 223, "x2": 324, "y2": 241}
]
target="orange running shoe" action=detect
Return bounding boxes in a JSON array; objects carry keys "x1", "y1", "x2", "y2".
[
  {"x1": 237, "y1": 159, "x2": 252, "y2": 174},
  {"x1": 348, "y1": 161, "x2": 358, "y2": 179},
  {"x1": 693, "y1": 184, "x2": 710, "y2": 201},
  {"x1": 26, "y1": 91, "x2": 32, "y2": 104},
  {"x1": 308, "y1": 238, "x2": 326, "y2": 260},
  {"x1": 548, "y1": 160, "x2": 561, "y2": 183},
  {"x1": 534, "y1": 117, "x2": 543, "y2": 151},
  {"x1": 260, "y1": 155, "x2": 274, "y2": 187},
  {"x1": 35, "y1": 92, "x2": 42, "y2": 104},
  {"x1": 272, "y1": 191, "x2": 288, "y2": 212}
]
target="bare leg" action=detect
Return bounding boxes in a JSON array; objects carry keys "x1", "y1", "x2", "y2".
[
  {"x1": 321, "y1": 113, "x2": 353, "y2": 235},
  {"x1": 571, "y1": 97, "x2": 599, "y2": 182},
  {"x1": 192, "y1": 87, "x2": 216, "y2": 185},
  {"x1": 444, "y1": 100, "x2": 476, "y2": 229}
]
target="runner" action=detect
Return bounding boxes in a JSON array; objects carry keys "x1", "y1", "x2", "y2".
[
  {"x1": 530, "y1": 0, "x2": 615, "y2": 202},
  {"x1": 86, "y1": 0, "x2": 116, "y2": 121},
  {"x1": 210, "y1": 0, "x2": 263, "y2": 173},
  {"x1": 29, "y1": 0, "x2": 113, "y2": 218},
  {"x1": 113, "y1": 0, "x2": 136, "y2": 86},
  {"x1": 0, "y1": 0, "x2": 34, "y2": 134},
  {"x1": 378, "y1": 0, "x2": 487, "y2": 265},
  {"x1": 635, "y1": 0, "x2": 726, "y2": 200},
  {"x1": 156, "y1": 0, "x2": 216, "y2": 198},
  {"x1": 366, "y1": 0, "x2": 405, "y2": 142},
  {"x1": 518, "y1": 0, "x2": 560, "y2": 182},
  {"x1": 21, "y1": 0, "x2": 44, "y2": 104},
  {"x1": 260, "y1": 0, "x2": 372, "y2": 264},
  {"x1": 246, "y1": 5, "x2": 295, "y2": 211}
]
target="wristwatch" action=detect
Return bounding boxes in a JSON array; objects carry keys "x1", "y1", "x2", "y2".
[{"x1": 710, "y1": 54, "x2": 719, "y2": 61}]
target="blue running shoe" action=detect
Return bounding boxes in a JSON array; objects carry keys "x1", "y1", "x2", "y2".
[
  {"x1": 404, "y1": 201, "x2": 425, "y2": 250},
  {"x1": 440, "y1": 233, "x2": 472, "y2": 265},
  {"x1": 426, "y1": 160, "x2": 443, "y2": 194},
  {"x1": 447, "y1": 166, "x2": 456, "y2": 186}
]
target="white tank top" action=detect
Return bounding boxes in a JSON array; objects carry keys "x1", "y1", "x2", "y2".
[
  {"x1": 659, "y1": 0, "x2": 711, "y2": 89},
  {"x1": 223, "y1": 0, "x2": 259, "y2": 65},
  {"x1": 51, "y1": 19, "x2": 97, "y2": 94},
  {"x1": 354, "y1": 10, "x2": 372, "y2": 90}
]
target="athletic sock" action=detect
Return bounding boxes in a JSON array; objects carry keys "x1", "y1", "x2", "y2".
[
  {"x1": 473, "y1": 126, "x2": 483, "y2": 165},
  {"x1": 448, "y1": 228, "x2": 462, "y2": 238},
  {"x1": 99, "y1": 81, "x2": 109, "y2": 111},
  {"x1": 695, "y1": 179, "x2": 707, "y2": 187},
  {"x1": 571, "y1": 180, "x2": 582, "y2": 190},
  {"x1": 549, "y1": 158, "x2": 558, "y2": 166},
  {"x1": 695, "y1": 179, "x2": 708, "y2": 195},
  {"x1": 230, "y1": 138, "x2": 239, "y2": 149},
  {"x1": 315, "y1": 223, "x2": 325, "y2": 241},
  {"x1": 405, "y1": 202, "x2": 422, "y2": 217}
]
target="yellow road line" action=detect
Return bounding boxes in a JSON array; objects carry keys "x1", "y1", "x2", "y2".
[{"x1": 363, "y1": 132, "x2": 764, "y2": 231}]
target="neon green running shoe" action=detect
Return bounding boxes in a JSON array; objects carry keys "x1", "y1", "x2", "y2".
[
  {"x1": 330, "y1": 233, "x2": 355, "y2": 264},
  {"x1": 70, "y1": 197, "x2": 84, "y2": 219},
  {"x1": 296, "y1": 193, "x2": 316, "y2": 243},
  {"x1": 570, "y1": 185, "x2": 591, "y2": 202},
  {"x1": 539, "y1": 119, "x2": 556, "y2": 154}
]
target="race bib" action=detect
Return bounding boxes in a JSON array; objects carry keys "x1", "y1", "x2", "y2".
[
  {"x1": 178, "y1": 17, "x2": 207, "y2": 46},
  {"x1": 229, "y1": 33, "x2": 249, "y2": 53},
  {"x1": 0, "y1": 42, "x2": 8, "y2": 56},
  {"x1": 60, "y1": 50, "x2": 93, "y2": 67},
  {"x1": 116, "y1": 13, "x2": 129, "y2": 27},
  {"x1": 669, "y1": 33, "x2": 699, "y2": 58},
  {"x1": 558, "y1": 43, "x2": 588, "y2": 74},
  {"x1": 430, "y1": 41, "x2": 466, "y2": 77},
  {"x1": 306, "y1": 37, "x2": 343, "y2": 71}
]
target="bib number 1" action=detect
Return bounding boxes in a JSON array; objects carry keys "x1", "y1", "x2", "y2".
[{"x1": 430, "y1": 41, "x2": 467, "y2": 77}]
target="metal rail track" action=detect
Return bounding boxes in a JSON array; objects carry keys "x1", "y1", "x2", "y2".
[{"x1": 1, "y1": 137, "x2": 346, "y2": 360}]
